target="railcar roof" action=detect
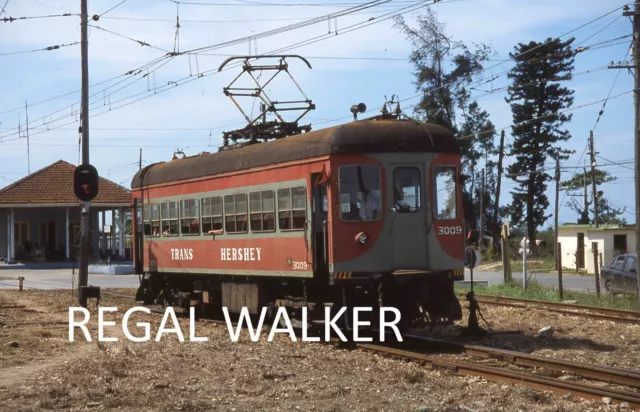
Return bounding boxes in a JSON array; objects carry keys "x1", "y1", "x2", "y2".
[{"x1": 131, "y1": 119, "x2": 459, "y2": 188}]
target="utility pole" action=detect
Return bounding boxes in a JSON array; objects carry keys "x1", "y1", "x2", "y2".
[
  {"x1": 493, "y1": 130, "x2": 505, "y2": 241},
  {"x1": 77, "y1": 0, "x2": 91, "y2": 307},
  {"x1": 479, "y1": 168, "x2": 484, "y2": 253},
  {"x1": 633, "y1": 3, "x2": 640, "y2": 303},
  {"x1": 589, "y1": 131, "x2": 599, "y2": 228},
  {"x1": 25, "y1": 100, "x2": 30, "y2": 174},
  {"x1": 139, "y1": 148, "x2": 142, "y2": 170},
  {"x1": 554, "y1": 155, "x2": 560, "y2": 270},
  {"x1": 619, "y1": 3, "x2": 640, "y2": 303}
]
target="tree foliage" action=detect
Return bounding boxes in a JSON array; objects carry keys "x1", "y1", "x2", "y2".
[
  {"x1": 505, "y1": 37, "x2": 575, "y2": 256},
  {"x1": 396, "y1": 9, "x2": 497, "y2": 234},
  {"x1": 561, "y1": 169, "x2": 626, "y2": 225}
]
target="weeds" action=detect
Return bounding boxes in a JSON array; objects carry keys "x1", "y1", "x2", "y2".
[{"x1": 456, "y1": 280, "x2": 640, "y2": 311}]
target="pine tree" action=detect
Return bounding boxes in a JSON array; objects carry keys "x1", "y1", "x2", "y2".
[{"x1": 506, "y1": 37, "x2": 575, "y2": 256}]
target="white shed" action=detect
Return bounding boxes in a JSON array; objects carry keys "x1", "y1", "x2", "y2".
[{"x1": 557, "y1": 224, "x2": 636, "y2": 274}]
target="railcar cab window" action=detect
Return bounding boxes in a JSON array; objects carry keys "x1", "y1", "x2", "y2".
[
  {"x1": 180, "y1": 199, "x2": 200, "y2": 235},
  {"x1": 250, "y1": 190, "x2": 276, "y2": 232},
  {"x1": 338, "y1": 165, "x2": 381, "y2": 221},
  {"x1": 278, "y1": 187, "x2": 306, "y2": 230},
  {"x1": 161, "y1": 201, "x2": 179, "y2": 236},
  {"x1": 201, "y1": 196, "x2": 223, "y2": 234},
  {"x1": 224, "y1": 194, "x2": 248, "y2": 233},
  {"x1": 433, "y1": 166, "x2": 457, "y2": 220},
  {"x1": 394, "y1": 167, "x2": 421, "y2": 212},
  {"x1": 143, "y1": 204, "x2": 160, "y2": 236}
]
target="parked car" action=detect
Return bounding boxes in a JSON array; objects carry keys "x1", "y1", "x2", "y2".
[{"x1": 601, "y1": 253, "x2": 638, "y2": 295}]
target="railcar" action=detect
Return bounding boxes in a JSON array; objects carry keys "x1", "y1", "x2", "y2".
[{"x1": 131, "y1": 118, "x2": 465, "y2": 331}]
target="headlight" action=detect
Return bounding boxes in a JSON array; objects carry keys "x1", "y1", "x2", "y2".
[{"x1": 355, "y1": 232, "x2": 369, "y2": 244}]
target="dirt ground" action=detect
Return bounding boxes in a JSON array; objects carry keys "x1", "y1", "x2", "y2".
[{"x1": 1, "y1": 289, "x2": 638, "y2": 412}]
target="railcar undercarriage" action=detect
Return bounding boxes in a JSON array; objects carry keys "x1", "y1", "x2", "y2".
[{"x1": 135, "y1": 272, "x2": 462, "y2": 333}]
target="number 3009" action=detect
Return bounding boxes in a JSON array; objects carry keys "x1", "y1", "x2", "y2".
[{"x1": 438, "y1": 226, "x2": 462, "y2": 235}]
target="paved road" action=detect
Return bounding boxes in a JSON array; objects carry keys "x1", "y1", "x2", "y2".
[
  {"x1": 466, "y1": 270, "x2": 598, "y2": 293},
  {"x1": 0, "y1": 267, "x2": 597, "y2": 293},
  {"x1": 0, "y1": 268, "x2": 140, "y2": 290}
]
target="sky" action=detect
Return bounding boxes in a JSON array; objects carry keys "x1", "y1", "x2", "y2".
[{"x1": 0, "y1": 0, "x2": 636, "y2": 227}]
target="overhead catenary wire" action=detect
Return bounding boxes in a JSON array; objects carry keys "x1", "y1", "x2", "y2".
[
  {"x1": 0, "y1": 0, "x2": 399, "y2": 134},
  {"x1": 0, "y1": 0, "x2": 436, "y2": 141}
]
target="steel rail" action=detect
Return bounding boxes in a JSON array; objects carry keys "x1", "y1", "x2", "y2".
[
  {"x1": 402, "y1": 334, "x2": 640, "y2": 389},
  {"x1": 358, "y1": 343, "x2": 640, "y2": 408},
  {"x1": 463, "y1": 294, "x2": 640, "y2": 324}
]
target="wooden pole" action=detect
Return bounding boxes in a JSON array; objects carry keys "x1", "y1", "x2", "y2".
[
  {"x1": 593, "y1": 242, "x2": 601, "y2": 297},
  {"x1": 522, "y1": 237, "x2": 527, "y2": 289},
  {"x1": 479, "y1": 168, "x2": 485, "y2": 253},
  {"x1": 554, "y1": 155, "x2": 560, "y2": 269},
  {"x1": 557, "y1": 243, "x2": 563, "y2": 299},
  {"x1": 493, "y1": 130, "x2": 505, "y2": 241}
]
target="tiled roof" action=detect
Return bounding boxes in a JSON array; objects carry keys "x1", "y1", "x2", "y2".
[{"x1": 0, "y1": 160, "x2": 131, "y2": 205}]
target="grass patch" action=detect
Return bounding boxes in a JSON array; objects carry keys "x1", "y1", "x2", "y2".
[{"x1": 456, "y1": 280, "x2": 640, "y2": 312}]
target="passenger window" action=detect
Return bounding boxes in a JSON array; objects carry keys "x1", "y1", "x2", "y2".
[
  {"x1": 250, "y1": 190, "x2": 275, "y2": 232},
  {"x1": 161, "y1": 201, "x2": 179, "y2": 236},
  {"x1": 144, "y1": 204, "x2": 160, "y2": 236},
  {"x1": 201, "y1": 197, "x2": 223, "y2": 234},
  {"x1": 433, "y1": 166, "x2": 457, "y2": 220},
  {"x1": 624, "y1": 256, "x2": 636, "y2": 272},
  {"x1": 224, "y1": 194, "x2": 248, "y2": 233},
  {"x1": 278, "y1": 187, "x2": 307, "y2": 230},
  {"x1": 180, "y1": 199, "x2": 200, "y2": 235},
  {"x1": 614, "y1": 256, "x2": 626, "y2": 270},
  {"x1": 394, "y1": 167, "x2": 421, "y2": 212},
  {"x1": 338, "y1": 165, "x2": 381, "y2": 221}
]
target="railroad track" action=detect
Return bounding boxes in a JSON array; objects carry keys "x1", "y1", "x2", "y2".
[
  {"x1": 359, "y1": 342, "x2": 640, "y2": 408},
  {"x1": 8, "y1": 288, "x2": 640, "y2": 408},
  {"x1": 401, "y1": 334, "x2": 640, "y2": 389},
  {"x1": 464, "y1": 294, "x2": 640, "y2": 324}
]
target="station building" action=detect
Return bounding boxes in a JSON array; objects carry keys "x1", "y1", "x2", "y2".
[{"x1": 0, "y1": 160, "x2": 131, "y2": 264}]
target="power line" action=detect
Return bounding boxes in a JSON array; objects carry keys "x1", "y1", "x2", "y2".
[
  {"x1": 98, "y1": 0, "x2": 130, "y2": 17},
  {"x1": 89, "y1": 24, "x2": 171, "y2": 53},
  {"x1": 0, "y1": 42, "x2": 80, "y2": 57},
  {"x1": 0, "y1": 0, "x2": 428, "y2": 141},
  {"x1": 0, "y1": 0, "x2": 8, "y2": 15},
  {"x1": 2, "y1": 13, "x2": 77, "y2": 22},
  {"x1": 169, "y1": 0, "x2": 427, "y2": 6},
  {"x1": 596, "y1": 154, "x2": 635, "y2": 171}
]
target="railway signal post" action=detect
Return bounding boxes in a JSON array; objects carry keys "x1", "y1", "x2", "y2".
[{"x1": 75, "y1": 0, "x2": 100, "y2": 308}]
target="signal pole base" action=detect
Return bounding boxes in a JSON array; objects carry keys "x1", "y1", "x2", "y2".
[
  {"x1": 460, "y1": 291, "x2": 487, "y2": 337},
  {"x1": 78, "y1": 286, "x2": 101, "y2": 308}
]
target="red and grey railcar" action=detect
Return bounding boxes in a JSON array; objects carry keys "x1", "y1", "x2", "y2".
[{"x1": 131, "y1": 118, "x2": 465, "y2": 329}]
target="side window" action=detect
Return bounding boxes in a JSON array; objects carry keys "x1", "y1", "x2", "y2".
[
  {"x1": 394, "y1": 167, "x2": 421, "y2": 212},
  {"x1": 250, "y1": 190, "x2": 275, "y2": 232},
  {"x1": 433, "y1": 166, "x2": 457, "y2": 220},
  {"x1": 614, "y1": 256, "x2": 626, "y2": 270},
  {"x1": 278, "y1": 187, "x2": 307, "y2": 230},
  {"x1": 144, "y1": 204, "x2": 160, "y2": 236},
  {"x1": 161, "y1": 201, "x2": 179, "y2": 236},
  {"x1": 201, "y1": 197, "x2": 223, "y2": 234},
  {"x1": 180, "y1": 199, "x2": 200, "y2": 235},
  {"x1": 624, "y1": 256, "x2": 636, "y2": 272},
  {"x1": 338, "y1": 165, "x2": 382, "y2": 221},
  {"x1": 225, "y1": 194, "x2": 248, "y2": 234}
]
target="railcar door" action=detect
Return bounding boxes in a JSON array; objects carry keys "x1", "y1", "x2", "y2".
[
  {"x1": 311, "y1": 172, "x2": 329, "y2": 282},
  {"x1": 390, "y1": 163, "x2": 428, "y2": 269}
]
